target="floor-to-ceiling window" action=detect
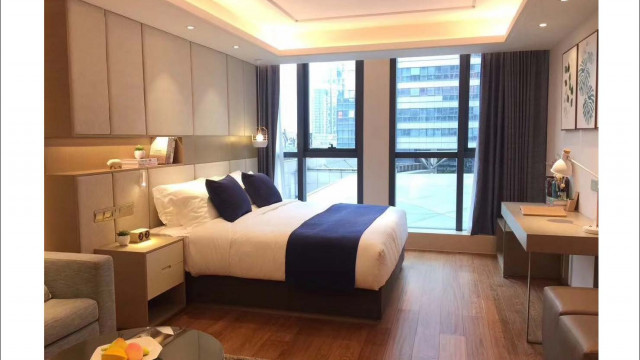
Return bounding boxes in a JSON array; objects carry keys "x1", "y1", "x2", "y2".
[
  {"x1": 390, "y1": 54, "x2": 481, "y2": 231},
  {"x1": 279, "y1": 61, "x2": 363, "y2": 204}
]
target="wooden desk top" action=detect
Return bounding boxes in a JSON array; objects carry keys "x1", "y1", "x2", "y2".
[{"x1": 501, "y1": 202, "x2": 598, "y2": 256}]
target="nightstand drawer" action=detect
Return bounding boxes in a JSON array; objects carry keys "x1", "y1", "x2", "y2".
[{"x1": 146, "y1": 242, "x2": 184, "y2": 300}]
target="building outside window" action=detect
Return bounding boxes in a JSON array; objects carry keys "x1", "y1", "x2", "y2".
[
  {"x1": 278, "y1": 61, "x2": 361, "y2": 205},
  {"x1": 393, "y1": 54, "x2": 481, "y2": 231}
]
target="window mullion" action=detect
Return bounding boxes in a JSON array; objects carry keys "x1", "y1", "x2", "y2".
[{"x1": 456, "y1": 54, "x2": 471, "y2": 231}]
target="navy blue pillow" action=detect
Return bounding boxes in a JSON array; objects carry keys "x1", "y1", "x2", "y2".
[
  {"x1": 241, "y1": 172, "x2": 282, "y2": 208},
  {"x1": 205, "y1": 176, "x2": 252, "y2": 222}
]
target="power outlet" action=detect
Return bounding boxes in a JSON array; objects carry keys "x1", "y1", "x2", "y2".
[{"x1": 591, "y1": 179, "x2": 599, "y2": 193}]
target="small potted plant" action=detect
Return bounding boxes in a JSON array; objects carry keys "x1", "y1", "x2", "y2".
[
  {"x1": 134, "y1": 145, "x2": 146, "y2": 159},
  {"x1": 116, "y1": 230, "x2": 130, "y2": 246}
]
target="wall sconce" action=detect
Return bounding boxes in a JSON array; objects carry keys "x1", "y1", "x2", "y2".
[
  {"x1": 139, "y1": 170, "x2": 147, "y2": 188},
  {"x1": 252, "y1": 127, "x2": 268, "y2": 148}
]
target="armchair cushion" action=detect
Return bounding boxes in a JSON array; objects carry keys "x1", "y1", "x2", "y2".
[{"x1": 44, "y1": 298, "x2": 98, "y2": 346}]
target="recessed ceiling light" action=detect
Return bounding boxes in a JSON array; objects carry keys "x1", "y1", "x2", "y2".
[
  {"x1": 186, "y1": 25, "x2": 195, "y2": 30},
  {"x1": 233, "y1": 45, "x2": 240, "y2": 49},
  {"x1": 539, "y1": 23, "x2": 548, "y2": 28},
  {"x1": 560, "y1": 0, "x2": 568, "y2": 2}
]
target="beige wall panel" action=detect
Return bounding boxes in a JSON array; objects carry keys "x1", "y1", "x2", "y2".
[
  {"x1": 195, "y1": 161, "x2": 230, "y2": 179},
  {"x1": 142, "y1": 25, "x2": 193, "y2": 136},
  {"x1": 229, "y1": 159, "x2": 246, "y2": 172},
  {"x1": 243, "y1": 62, "x2": 258, "y2": 136},
  {"x1": 105, "y1": 12, "x2": 146, "y2": 135},
  {"x1": 191, "y1": 43, "x2": 229, "y2": 136},
  {"x1": 227, "y1": 56, "x2": 245, "y2": 136},
  {"x1": 44, "y1": 0, "x2": 72, "y2": 137},
  {"x1": 45, "y1": 176, "x2": 80, "y2": 252},
  {"x1": 66, "y1": 0, "x2": 110, "y2": 135},
  {"x1": 246, "y1": 158, "x2": 258, "y2": 173},
  {"x1": 147, "y1": 165, "x2": 195, "y2": 228},
  {"x1": 363, "y1": 60, "x2": 390, "y2": 206},
  {"x1": 113, "y1": 170, "x2": 150, "y2": 232},
  {"x1": 76, "y1": 174, "x2": 115, "y2": 253}
]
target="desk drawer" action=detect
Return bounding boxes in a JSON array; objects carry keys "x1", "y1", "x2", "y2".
[{"x1": 147, "y1": 242, "x2": 183, "y2": 300}]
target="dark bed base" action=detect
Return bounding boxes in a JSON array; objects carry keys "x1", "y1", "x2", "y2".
[{"x1": 185, "y1": 250, "x2": 404, "y2": 320}]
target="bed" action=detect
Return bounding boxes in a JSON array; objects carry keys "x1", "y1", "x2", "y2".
[{"x1": 150, "y1": 167, "x2": 408, "y2": 319}]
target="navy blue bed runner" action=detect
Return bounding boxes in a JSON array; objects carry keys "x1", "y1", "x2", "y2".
[{"x1": 285, "y1": 203, "x2": 388, "y2": 291}]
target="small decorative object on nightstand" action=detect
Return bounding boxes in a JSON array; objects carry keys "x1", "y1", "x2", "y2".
[
  {"x1": 116, "y1": 230, "x2": 130, "y2": 246},
  {"x1": 95, "y1": 235, "x2": 186, "y2": 329}
]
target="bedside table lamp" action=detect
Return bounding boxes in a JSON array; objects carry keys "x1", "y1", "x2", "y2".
[{"x1": 551, "y1": 149, "x2": 599, "y2": 235}]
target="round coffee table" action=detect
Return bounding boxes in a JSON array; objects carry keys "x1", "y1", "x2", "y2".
[{"x1": 51, "y1": 327, "x2": 224, "y2": 360}]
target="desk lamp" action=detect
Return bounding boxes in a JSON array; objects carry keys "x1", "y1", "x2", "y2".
[{"x1": 551, "y1": 149, "x2": 599, "y2": 235}]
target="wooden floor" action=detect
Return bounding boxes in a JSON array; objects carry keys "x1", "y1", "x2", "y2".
[{"x1": 168, "y1": 251, "x2": 558, "y2": 360}]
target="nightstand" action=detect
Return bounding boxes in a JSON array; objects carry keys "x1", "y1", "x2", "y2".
[{"x1": 95, "y1": 235, "x2": 186, "y2": 329}]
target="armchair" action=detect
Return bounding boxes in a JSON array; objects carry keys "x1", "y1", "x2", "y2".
[{"x1": 44, "y1": 252, "x2": 116, "y2": 358}]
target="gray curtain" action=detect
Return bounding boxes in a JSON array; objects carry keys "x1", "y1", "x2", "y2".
[
  {"x1": 471, "y1": 51, "x2": 549, "y2": 235},
  {"x1": 257, "y1": 65, "x2": 280, "y2": 179}
]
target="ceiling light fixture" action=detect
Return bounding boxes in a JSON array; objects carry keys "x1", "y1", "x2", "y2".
[
  {"x1": 186, "y1": 25, "x2": 195, "y2": 30},
  {"x1": 233, "y1": 45, "x2": 240, "y2": 49},
  {"x1": 539, "y1": 23, "x2": 547, "y2": 28}
]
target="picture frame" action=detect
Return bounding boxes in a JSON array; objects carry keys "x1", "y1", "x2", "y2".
[
  {"x1": 561, "y1": 45, "x2": 578, "y2": 130},
  {"x1": 576, "y1": 30, "x2": 598, "y2": 129}
]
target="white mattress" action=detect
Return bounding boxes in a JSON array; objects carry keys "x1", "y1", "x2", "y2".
[{"x1": 153, "y1": 200, "x2": 408, "y2": 290}]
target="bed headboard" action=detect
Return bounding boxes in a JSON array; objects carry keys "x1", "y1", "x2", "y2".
[{"x1": 146, "y1": 158, "x2": 258, "y2": 228}]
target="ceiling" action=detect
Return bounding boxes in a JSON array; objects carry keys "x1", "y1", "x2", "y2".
[{"x1": 84, "y1": 0, "x2": 598, "y2": 64}]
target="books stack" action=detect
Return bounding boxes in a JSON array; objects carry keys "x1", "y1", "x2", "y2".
[{"x1": 121, "y1": 158, "x2": 158, "y2": 169}]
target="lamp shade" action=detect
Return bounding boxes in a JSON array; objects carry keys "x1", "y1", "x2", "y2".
[
  {"x1": 252, "y1": 127, "x2": 268, "y2": 148},
  {"x1": 551, "y1": 158, "x2": 572, "y2": 177},
  {"x1": 551, "y1": 149, "x2": 573, "y2": 177}
]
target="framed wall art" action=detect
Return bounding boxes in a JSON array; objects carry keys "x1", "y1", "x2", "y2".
[
  {"x1": 561, "y1": 45, "x2": 578, "y2": 130},
  {"x1": 576, "y1": 30, "x2": 598, "y2": 129}
]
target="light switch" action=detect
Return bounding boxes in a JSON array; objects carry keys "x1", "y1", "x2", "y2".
[
  {"x1": 94, "y1": 211, "x2": 104, "y2": 222},
  {"x1": 104, "y1": 210, "x2": 113, "y2": 220}
]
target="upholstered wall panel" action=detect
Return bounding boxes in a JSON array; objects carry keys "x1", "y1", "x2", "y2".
[
  {"x1": 66, "y1": 0, "x2": 110, "y2": 135},
  {"x1": 105, "y1": 12, "x2": 146, "y2": 135},
  {"x1": 191, "y1": 43, "x2": 229, "y2": 136},
  {"x1": 229, "y1": 159, "x2": 246, "y2": 172},
  {"x1": 113, "y1": 170, "x2": 150, "y2": 232},
  {"x1": 246, "y1": 158, "x2": 258, "y2": 173},
  {"x1": 194, "y1": 161, "x2": 230, "y2": 179},
  {"x1": 142, "y1": 25, "x2": 193, "y2": 135},
  {"x1": 76, "y1": 174, "x2": 114, "y2": 253},
  {"x1": 147, "y1": 165, "x2": 195, "y2": 228},
  {"x1": 227, "y1": 56, "x2": 245, "y2": 136},
  {"x1": 243, "y1": 62, "x2": 257, "y2": 136}
]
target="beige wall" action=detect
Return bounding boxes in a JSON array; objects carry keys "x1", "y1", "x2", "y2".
[
  {"x1": 363, "y1": 60, "x2": 390, "y2": 206},
  {"x1": 546, "y1": 13, "x2": 598, "y2": 287}
]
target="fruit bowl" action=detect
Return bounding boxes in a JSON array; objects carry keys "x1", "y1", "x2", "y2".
[{"x1": 90, "y1": 337, "x2": 162, "y2": 360}]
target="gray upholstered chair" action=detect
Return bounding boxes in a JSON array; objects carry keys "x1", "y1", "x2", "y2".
[{"x1": 44, "y1": 252, "x2": 116, "y2": 359}]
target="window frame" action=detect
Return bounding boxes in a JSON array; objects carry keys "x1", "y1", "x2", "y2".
[
  {"x1": 283, "y1": 61, "x2": 364, "y2": 203},
  {"x1": 389, "y1": 54, "x2": 476, "y2": 231}
]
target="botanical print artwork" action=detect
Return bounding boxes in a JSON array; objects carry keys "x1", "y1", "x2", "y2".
[
  {"x1": 561, "y1": 46, "x2": 577, "y2": 130},
  {"x1": 577, "y1": 31, "x2": 598, "y2": 129}
]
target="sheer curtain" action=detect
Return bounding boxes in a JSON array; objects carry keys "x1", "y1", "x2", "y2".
[
  {"x1": 470, "y1": 51, "x2": 549, "y2": 235},
  {"x1": 274, "y1": 103, "x2": 285, "y2": 193}
]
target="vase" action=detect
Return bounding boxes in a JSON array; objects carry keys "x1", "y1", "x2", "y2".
[
  {"x1": 134, "y1": 150, "x2": 146, "y2": 159},
  {"x1": 116, "y1": 235, "x2": 130, "y2": 246}
]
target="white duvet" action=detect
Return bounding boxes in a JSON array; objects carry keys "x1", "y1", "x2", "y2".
[{"x1": 155, "y1": 200, "x2": 408, "y2": 291}]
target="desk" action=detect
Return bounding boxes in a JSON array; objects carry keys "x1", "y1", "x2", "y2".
[{"x1": 501, "y1": 202, "x2": 598, "y2": 343}]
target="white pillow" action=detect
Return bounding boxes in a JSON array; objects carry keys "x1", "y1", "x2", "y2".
[
  {"x1": 152, "y1": 178, "x2": 221, "y2": 228},
  {"x1": 228, "y1": 170, "x2": 253, "y2": 188}
]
